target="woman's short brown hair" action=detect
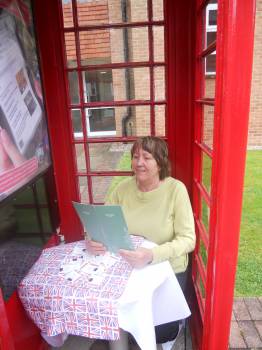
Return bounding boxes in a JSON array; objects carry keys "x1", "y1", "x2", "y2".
[{"x1": 131, "y1": 136, "x2": 170, "y2": 180}]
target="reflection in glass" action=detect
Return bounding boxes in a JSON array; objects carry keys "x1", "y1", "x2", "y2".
[
  {"x1": 199, "y1": 239, "x2": 208, "y2": 268},
  {"x1": 155, "y1": 105, "x2": 165, "y2": 137},
  {"x1": 201, "y1": 197, "x2": 209, "y2": 234},
  {"x1": 202, "y1": 152, "x2": 212, "y2": 194},
  {"x1": 75, "y1": 144, "x2": 86, "y2": 172},
  {"x1": 89, "y1": 143, "x2": 132, "y2": 172},
  {"x1": 71, "y1": 109, "x2": 83, "y2": 139},
  {"x1": 83, "y1": 68, "x2": 150, "y2": 102},
  {"x1": 64, "y1": 32, "x2": 77, "y2": 68},
  {"x1": 153, "y1": 26, "x2": 164, "y2": 62},
  {"x1": 62, "y1": 0, "x2": 73, "y2": 28},
  {"x1": 68, "y1": 71, "x2": 79, "y2": 104},
  {"x1": 77, "y1": 0, "x2": 148, "y2": 26},
  {"x1": 153, "y1": 0, "x2": 164, "y2": 21},
  {"x1": 78, "y1": 176, "x2": 89, "y2": 203},
  {"x1": 203, "y1": 105, "x2": 214, "y2": 149},
  {"x1": 154, "y1": 66, "x2": 165, "y2": 101}
]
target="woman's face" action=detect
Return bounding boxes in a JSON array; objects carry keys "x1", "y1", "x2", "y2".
[{"x1": 131, "y1": 147, "x2": 160, "y2": 183}]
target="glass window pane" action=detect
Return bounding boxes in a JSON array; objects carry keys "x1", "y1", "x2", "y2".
[
  {"x1": 207, "y1": 31, "x2": 216, "y2": 47},
  {"x1": 132, "y1": 105, "x2": 151, "y2": 136},
  {"x1": 202, "y1": 152, "x2": 212, "y2": 194},
  {"x1": 78, "y1": 176, "x2": 89, "y2": 203},
  {"x1": 205, "y1": 53, "x2": 216, "y2": 76},
  {"x1": 89, "y1": 142, "x2": 132, "y2": 172},
  {"x1": 36, "y1": 178, "x2": 48, "y2": 204},
  {"x1": 197, "y1": 271, "x2": 206, "y2": 299},
  {"x1": 68, "y1": 71, "x2": 79, "y2": 104},
  {"x1": 203, "y1": 105, "x2": 214, "y2": 149},
  {"x1": 199, "y1": 239, "x2": 208, "y2": 269},
  {"x1": 16, "y1": 209, "x2": 39, "y2": 233},
  {"x1": 14, "y1": 186, "x2": 34, "y2": 204},
  {"x1": 153, "y1": 0, "x2": 164, "y2": 21},
  {"x1": 153, "y1": 26, "x2": 164, "y2": 62},
  {"x1": 77, "y1": 0, "x2": 148, "y2": 26},
  {"x1": 79, "y1": 27, "x2": 149, "y2": 66},
  {"x1": 41, "y1": 208, "x2": 52, "y2": 233},
  {"x1": 84, "y1": 105, "x2": 151, "y2": 138},
  {"x1": 201, "y1": 197, "x2": 210, "y2": 234},
  {"x1": 83, "y1": 68, "x2": 150, "y2": 102},
  {"x1": 79, "y1": 30, "x2": 111, "y2": 66},
  {"x1": 154, "y1": 67, "x2": 165, "y2": 101},
  {"x1": 209, "y1": 9, "x2": 217, "y2": 26},
  {"x1": 202, "y1": 3, "x2": 217, "y2": 50},
  {"x1": 71, "y1": 109, "x2": 83, "y2": 139},
  {"x1": 92, "y1": 176, "x2": 132, "y2": 203},
  {"x1": 203, "y1": 74, "x2": 216, "y2": 99},
  {"x1": 155, "y1": 105, "x2": 165, "y2": 137},
  {"x1": 86, "y1": 108, "x2": 116, "y2": 136},
  {"x1": 64, "y1": 33, "x2": 77, "y2": 68},
  {"x1": 74, "y1": 144, "x2": 86, "y2": 172},
  {"x1": 62, "y1": 0, "x2": 73, "y2": 28}
]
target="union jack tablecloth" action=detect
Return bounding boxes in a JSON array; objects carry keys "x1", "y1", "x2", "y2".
[{"x1": 18, "y1": 237, "x2": 143, "y2": 341}]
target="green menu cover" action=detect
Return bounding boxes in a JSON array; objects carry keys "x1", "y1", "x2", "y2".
[{"x1": 73, "y1": 202, "x2": 134, "y2": 253}]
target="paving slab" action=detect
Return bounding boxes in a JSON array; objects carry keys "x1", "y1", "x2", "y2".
[
  {"x1": 254, "y1": 320, "x2": 262, "y2": 339},
  {"x1": 244, "y1": 298, "x2": 262, "y2": 321},
  {"x1": 238, "y1": 320, "x2": 262, "y2": 349},
  {"x1": 233, "y1": 298, "x2": 251, "y2": 321},
  {"x1": 229, "y1": 321, "x2": 247, "y2": 348}
]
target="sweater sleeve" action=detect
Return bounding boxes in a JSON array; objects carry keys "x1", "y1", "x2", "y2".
[{"x1": 151, "y1": 182, "x2": 196, "y2": 264}]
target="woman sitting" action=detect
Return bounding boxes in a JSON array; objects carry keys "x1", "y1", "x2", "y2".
[{"x1": 88, "y1": 136, "x2": 196, "y2": 350}]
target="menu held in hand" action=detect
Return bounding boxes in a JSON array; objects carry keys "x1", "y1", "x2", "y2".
[{"x1": 73, "y1": 201, "x2": 134, "y2": 254}]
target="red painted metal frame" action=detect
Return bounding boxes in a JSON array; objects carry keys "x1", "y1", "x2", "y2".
[
  {"x1": 165, "y1": 0, "x2": 195, "y2": 191},
  {"x1": 0, "y1": 290, "x2": 15, "y2": 350},
  {"x1": 33, "y1": 0, "x2": 82, "y2": 242},
  {"x1": 58, "y1": 0, "x2": 168, "y2": 211},
  {"x1": 201, "y1": 1, "x2": 256, "y2": 349}
]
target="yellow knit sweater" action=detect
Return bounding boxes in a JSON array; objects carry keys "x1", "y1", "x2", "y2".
[{"x1": 106, "y1": 177, "x2": 196, "y2": 273}]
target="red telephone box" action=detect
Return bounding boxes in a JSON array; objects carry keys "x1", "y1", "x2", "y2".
[{"x1": 0, "y1": 1, "x2": 256, "y2": 349}]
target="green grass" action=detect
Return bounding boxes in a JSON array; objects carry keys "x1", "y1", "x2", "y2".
[
  {"x1": 105, "y1": 151, "x2": 132, "y2": 200},
  {"x1": 235, "y1": 150, "x2": 262, "y2": 296}
]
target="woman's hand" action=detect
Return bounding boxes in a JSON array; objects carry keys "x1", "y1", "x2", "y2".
[
  {"x1": 85, "y1": 238, "x2": 107, "y2": 256},
  {"x1": 119, "y1": 247, "x2": 153, "y2": 268}
]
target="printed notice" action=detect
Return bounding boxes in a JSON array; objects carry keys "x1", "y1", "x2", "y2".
[{"x1": 0, "y1": 14, "x2": 42, "y2": 155}]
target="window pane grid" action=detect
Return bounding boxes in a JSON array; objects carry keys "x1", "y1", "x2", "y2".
[{"x1": 61, "y1": 0, "x2": 166, "y2": 203}]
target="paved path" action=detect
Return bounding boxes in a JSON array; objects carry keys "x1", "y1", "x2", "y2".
[{"x1": 229, "y1": 297, "x2": 262, "y2": 349}]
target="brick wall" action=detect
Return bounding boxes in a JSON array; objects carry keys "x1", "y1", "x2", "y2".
[
  {"x1": 248, "y1": 0, "x2": 262, "y2": 148},
  {"x1": 62, "y1": 0, "x2": 261, "y2": 146}
]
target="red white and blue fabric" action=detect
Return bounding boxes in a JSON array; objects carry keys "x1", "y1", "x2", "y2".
[{"x1": 18, "y1": 237, "x2": 143, "y2": 341}]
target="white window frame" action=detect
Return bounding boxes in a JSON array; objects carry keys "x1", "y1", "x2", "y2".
[
  {"x1": 85, "y1": 107, "x2": 116, "y2": 137},
  {"x1": 205, "y1": 3, "x2": 217, "y2": 76}
]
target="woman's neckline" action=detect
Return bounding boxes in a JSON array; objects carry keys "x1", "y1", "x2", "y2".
[{"x1": 135, "y1": 177, "x2": 168, "y2": 193}]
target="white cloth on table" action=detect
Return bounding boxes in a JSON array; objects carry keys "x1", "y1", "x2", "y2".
[{"x1": 117, "y1": 240, "x2": 191, "y2": 350}]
